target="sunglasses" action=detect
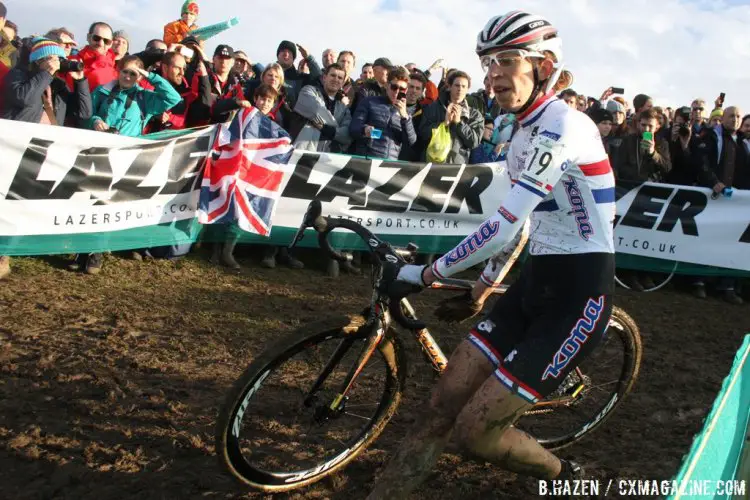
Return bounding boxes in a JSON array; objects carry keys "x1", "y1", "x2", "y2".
[
  {"x1": 692, "y1": 107, "x2": 704, "y2": 111},
  {"x1": 121, "y1": 69, "x2": 138, "y2": 78},
  {"x1": 92, "y1": 34, "x2": 112, "y2": 45},
  {"x1": 390, "y1": 83, "x2": 408, "y2": 92},
  {"x1": 479, "y1": 49, "x2": 543, "y2": 73}
]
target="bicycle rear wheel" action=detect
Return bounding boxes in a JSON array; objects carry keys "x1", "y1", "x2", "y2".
[
  {"x1": 516, "y1": 306, "x2": 642, "y2": 450},
  {"x1": 215, "y1": 315, "x2": 406, "y2": 492}
]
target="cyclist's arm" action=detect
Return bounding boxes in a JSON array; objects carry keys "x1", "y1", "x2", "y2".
[{"x1": 427, "y1": 132, "x2": 568, "y2": 282}]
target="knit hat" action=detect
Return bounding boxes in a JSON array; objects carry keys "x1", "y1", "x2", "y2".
[
  {"x1": 373, "y1": 57, "x2": 393, "y2": 69},
  {"x1": 277, "y1": 40, "x2": 297, "y2": 60},
  {"x1": 113, "y1": 30, "x2": 130, "y2": 47},
  {"x1": 29, "y1": 37, "x2": 66, "y2": 63},
  {"x1": 182, "y1": 0, "x2": 199, "y2": 15},
  {"x1": 710, "y1": 108, "x2": 723, "y2": 120},
  {"x1": 591, "y1": 108, "x2": 614, "y2": 124},
  {"x1": 606, "y1": 99, "x2": 625, "y2": 114}
]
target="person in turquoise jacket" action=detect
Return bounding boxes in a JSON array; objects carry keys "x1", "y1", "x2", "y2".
[{"x1": 87, "y1": 54, "x2": 181, "y2": 137}]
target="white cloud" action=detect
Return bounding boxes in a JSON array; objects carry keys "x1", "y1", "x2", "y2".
[{"x1": 7, "y1": 0, "x2": 750, "y2": 113}]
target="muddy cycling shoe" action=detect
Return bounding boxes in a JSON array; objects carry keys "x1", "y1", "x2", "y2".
[
  {"x1": 546, "y1": 459, "x2": 593, "y2": 499},
  {"x1": 434, "y1": 291, "x2": 483, "y2": 323}
]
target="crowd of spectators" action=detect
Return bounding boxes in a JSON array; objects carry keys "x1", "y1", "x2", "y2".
[{"x1": 0, "y1": 1, "x2": 746, "y2": 305}]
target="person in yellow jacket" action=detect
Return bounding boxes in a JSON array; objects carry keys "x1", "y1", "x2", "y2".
[{"x1": 163, "y1": 1, "x2": 199, "y2": 46}]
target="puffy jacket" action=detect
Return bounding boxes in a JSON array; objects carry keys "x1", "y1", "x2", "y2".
[
  {"x1": 466, "y1": 89, "x2": 502, "y2": 120},
  {"x1": 66, "y1": 46, "x2": 118, "y2": 92},
  {"x1": 349, "y1": 95, "x2": 417, "y2": 160},
  {"x1": 163, "y1": 20, "x2": 197, "y2": 46},
  {"x1": 87, "y1": 73, "x2": 181, "y2": 137},
  {"x1": 2, "y1": 67, "x2": 92, "y2": 125},
  {"x1": 418, "y1": 91, "x2": 484, "y2": 164},
  {"x1": 291, "y1": 82, "x2": 352, "y2": 153}
]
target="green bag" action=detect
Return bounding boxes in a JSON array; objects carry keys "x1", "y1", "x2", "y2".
[{"x1": 426, "y1": 122, "x2": 452, "y2": 163}]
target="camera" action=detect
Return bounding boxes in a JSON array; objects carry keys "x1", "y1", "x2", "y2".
[
  {"x1": 678, "y1": 125, "x2": 691, "y2": 138},
  {"x1": 335, "y1": 89, "x2": 346, "y2": 101},
  {"x1": 58, "y1": 59, "x2": 85, "y2": 73},
  {"x1": 397, "y1": 91, "x2": 407, "y2": 101}
]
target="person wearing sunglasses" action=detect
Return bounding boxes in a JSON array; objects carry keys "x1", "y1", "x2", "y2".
[
  {"x1": 369, "y1": 10, "x2": 615, "y2": 498},
  {"x1": 349, "y1": 66, "x2": 416, "y2": 160},
  {"x1": 64, "y1": 22, "x2": 118, "y2": 93},
  {"x1": 418, "y1": 69, "x2": 484, "y2": 165}
]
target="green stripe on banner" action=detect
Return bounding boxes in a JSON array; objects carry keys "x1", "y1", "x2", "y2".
[
  {"x1": 667, "y1": 335, "x2": 750, "y2": 500},
  {"x1": 4, "y1": 222, "x2": 749, "y2": 278}
]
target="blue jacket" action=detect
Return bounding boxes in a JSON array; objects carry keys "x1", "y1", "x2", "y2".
[
  {"x1": 349, "y1": 96, "x2": 417, "y2": 160},
  {"x1": 87, "y1": 73, "x2": 181, "y2": 137}
]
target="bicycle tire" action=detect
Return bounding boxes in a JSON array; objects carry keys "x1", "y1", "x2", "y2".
[
  {"x1": 521, "y1": 306, "x2": 642, "y2": 450},
  {"x1": 215, "y1": 315, "x2": 407, "y2": 492},
  {"x1": 615, "y1": 262, "x2": 679, "y2": 292}
]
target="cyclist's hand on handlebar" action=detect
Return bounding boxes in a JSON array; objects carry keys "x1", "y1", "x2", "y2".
[
  {"x1": 434, "y1": 291, "x2": 484, "y2": 323},
  {"x1": 379, "y1": 262, "x2": 427, "y2": 298}
]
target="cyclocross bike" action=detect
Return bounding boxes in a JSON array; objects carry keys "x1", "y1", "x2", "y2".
[{"x1": 215, "y1": 200, "x2": 643, "y2": 492}]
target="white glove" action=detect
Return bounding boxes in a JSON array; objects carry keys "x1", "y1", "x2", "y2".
[{"x1": 396, "y1": 264, "x2": 427, "y2": 286}]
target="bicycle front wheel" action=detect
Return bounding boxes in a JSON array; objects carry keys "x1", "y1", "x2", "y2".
[
  {"x1": 516, "y1": 306, "x2": 642, "y2": 450},
  {"x1": 215, "y1": 315, "x2": 406, "y2": 492}
]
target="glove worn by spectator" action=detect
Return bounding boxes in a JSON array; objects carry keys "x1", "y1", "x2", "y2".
[{"x1": 434, "y1": 291, "x2": 483, "y2": 323}]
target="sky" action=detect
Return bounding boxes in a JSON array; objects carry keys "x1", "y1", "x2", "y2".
[{"x1": 7, "y1": 0, "x2": 750, "y2": 114}]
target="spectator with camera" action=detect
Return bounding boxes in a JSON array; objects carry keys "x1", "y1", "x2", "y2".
[
  {"x1": 66, "y1": 22, "x2": 118, "y2": 92},
  {"x1": 2, "y1": 37, "x2": 91, "y2": 124},
  {"x1": 614, "y1": 107, "x2": 671, "y2": 183},
  {"x1": 419, "y1": 70, "x2": 483, "y2": 164},
  {"x1": 664, "y1": 106, "x2": 699, "y2": 186},
  {"x1": 349, "y1": 66, "x2": 416, "y2": 160}
]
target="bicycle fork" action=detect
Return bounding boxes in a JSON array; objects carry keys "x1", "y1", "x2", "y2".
[{"x1": 303, "y1": 319, "x2": 386, "y2": 414}]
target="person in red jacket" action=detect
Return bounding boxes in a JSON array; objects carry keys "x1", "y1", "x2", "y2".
[{"x1": 66, "y1": 22, "x2": 117, "y2": 92}]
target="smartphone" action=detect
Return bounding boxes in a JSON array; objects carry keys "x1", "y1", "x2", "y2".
[
  {"x1": 179, "y1": 46, "x2": 194, "y2": 59},
  {"x1": 719, "y1": 92, "x2": 726, "y2": 105},
  {"x1": 397, "y1": 91, "x2": 407, "y2": 100},
  {"x1": 642, "y1": 131, "x2": 654, "y2": 141},
  {"x1": 370, "y1": 128, "x2": 383, "y2": 139},
  {"x1": 611, "y1": 87, "x2": 624, "y2": 95}
]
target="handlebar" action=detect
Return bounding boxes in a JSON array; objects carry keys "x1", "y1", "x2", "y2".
[{"x1": 290, "y1": 200, "x2": 426, "y2": 330}]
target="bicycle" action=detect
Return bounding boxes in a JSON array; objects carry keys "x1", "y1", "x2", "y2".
[{"x1": 215, "y1": 200, "x2": 643, "y2": 492}]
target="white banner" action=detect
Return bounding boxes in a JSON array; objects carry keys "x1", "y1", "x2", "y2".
[{"x1": 0, "y1": 119, "x2": 748, "y2": 271}]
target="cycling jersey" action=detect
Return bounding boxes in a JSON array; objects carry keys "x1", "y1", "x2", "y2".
[{"x1": 431, "y1": 94, "x2": 615, "y2": 289}]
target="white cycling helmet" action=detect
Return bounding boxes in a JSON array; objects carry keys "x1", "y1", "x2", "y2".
[{"x1": 476, "y1": 11, "x2": 564, "y2": 95}]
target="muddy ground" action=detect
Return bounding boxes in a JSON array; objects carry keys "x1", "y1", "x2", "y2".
[{"x1": 1, "y1": 248, "x2": 748, "y2": 499}]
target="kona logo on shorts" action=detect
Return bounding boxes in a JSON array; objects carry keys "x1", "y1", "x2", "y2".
[
  {"x1": 542, "y1": 296, "x2": 605, "y2": 381},
  {"x1": 442, "y1": 219, "x2": 500, "y2": 267},
  {"x1": 562, "y1": 175, "x2": 593, "y2": 240}
]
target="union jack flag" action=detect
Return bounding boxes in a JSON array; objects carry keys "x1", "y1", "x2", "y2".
[{"x1": 198, "y1": 107, "x2": 293, "y2": 236}]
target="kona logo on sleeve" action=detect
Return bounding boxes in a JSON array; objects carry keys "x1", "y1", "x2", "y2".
[
  {"x1": 562, "y1": 175, "x2": 593, "y2": 240},
  {"x1": 442, "y1": 219, "x2": 500, "y2": 267},
  {"x1": 542, "y1": 296, "x2": 605, "y2": 380}
]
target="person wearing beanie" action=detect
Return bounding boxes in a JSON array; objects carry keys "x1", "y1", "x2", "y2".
[
  {"x1": 274, "y1": 39, "x2": 321, "y2": 109},
  {"x1": 164, "y1": 0, "x2": 199, "y2": 46},
  {"x1": 591, "y1": 108, "x2": 614, "y2": 154},
  {"x1": 2, "y1": 37, "x2": 91, "y2": 124},
  {"x1": 112, "y1": 30, "x2": 129, "y2": 63}
]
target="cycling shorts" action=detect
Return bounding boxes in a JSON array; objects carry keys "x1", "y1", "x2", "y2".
[{"x1": 467, "y1": 258, "x2": 613, "y2": 404}]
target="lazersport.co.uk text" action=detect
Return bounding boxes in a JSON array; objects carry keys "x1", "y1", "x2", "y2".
[{"x1": 52, "y1": 202, "x2": 195, "y2": 227}]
